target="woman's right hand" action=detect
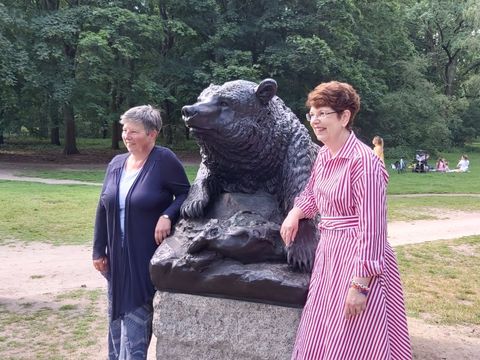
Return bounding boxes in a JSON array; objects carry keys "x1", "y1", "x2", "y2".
[
  {"x1": 93, "y1": 256, "x2": 108, "y2": 273},
  {"x1": 280, "y1": 208, "x2": 303, "y2": 246}
]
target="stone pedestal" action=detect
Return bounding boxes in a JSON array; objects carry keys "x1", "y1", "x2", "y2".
[{"x1": 153, "y1": 291, "x2": 302, "y2": 360}]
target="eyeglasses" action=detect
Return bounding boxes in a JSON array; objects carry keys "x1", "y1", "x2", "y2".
[{"x1": 306, "y1": 111, "x2": 337, "y2": 122}]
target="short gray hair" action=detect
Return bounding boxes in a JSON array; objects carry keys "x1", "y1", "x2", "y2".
[{"x1": 120, "y1": 105, "x2": 162, "y2": 133}]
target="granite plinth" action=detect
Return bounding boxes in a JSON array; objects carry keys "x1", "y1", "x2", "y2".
[{"x1": 153, "y1": 291, "x2": 302, "y2": 360}]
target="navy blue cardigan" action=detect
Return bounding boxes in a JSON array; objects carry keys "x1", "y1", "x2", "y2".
[{"x1": 92, "y1": 146, "x2": 190, "y2": 320}]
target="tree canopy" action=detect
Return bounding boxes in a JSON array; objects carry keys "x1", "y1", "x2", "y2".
[{"x1": 0, "y1": 0, "x2": 479, "y2": 153}]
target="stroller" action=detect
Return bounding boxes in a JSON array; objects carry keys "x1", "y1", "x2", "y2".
[{"x1": 413, "y1": 150, "x2": 430, "y2": 173}]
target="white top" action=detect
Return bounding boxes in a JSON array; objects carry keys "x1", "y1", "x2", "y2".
[
  {"x1": 118, "y1": 167, "x2": 142, "y2": 243},
  {"x1": 457, "y1": 159, "x2": 469, "y2": 172}
]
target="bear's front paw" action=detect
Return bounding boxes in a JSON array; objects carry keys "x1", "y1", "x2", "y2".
[
  {"x1": 286, "y1": 219, "x2": 318, "y2": 272},
  {"x1": 181, "y1": 197, "x2": 209, "y2": 218},
  {"x1": 181, "y1": 200, "x2": 203, "y2": 218},
  {"x1": 287, "y1": 243, "x2": 313, "y2": 272}
]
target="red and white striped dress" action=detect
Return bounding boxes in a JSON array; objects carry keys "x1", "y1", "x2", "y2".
[{"x1": 293, "y1": 132, "x2": 412, "y2": 359}]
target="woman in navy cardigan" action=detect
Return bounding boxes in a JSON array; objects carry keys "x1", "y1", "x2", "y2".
[{"x1": 92, "y1": 105, "x2": 190, "y2": 359}]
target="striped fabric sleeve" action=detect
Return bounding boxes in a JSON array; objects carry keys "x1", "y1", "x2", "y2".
[
  {"x1": 352, "y1": 152, "x2": 388, "y2": 277},
  {"x1": 294, "y1": 156, "x2": 320, "y2": 219}
]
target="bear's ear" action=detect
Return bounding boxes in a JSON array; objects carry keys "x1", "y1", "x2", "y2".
[{"x1": 255, "y1": 79, "x2": 277, "y2": 105}]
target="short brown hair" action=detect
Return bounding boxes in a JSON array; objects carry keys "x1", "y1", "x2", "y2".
[{"x1": 306, "y1": 81, "x2": 361, "y2": 129}]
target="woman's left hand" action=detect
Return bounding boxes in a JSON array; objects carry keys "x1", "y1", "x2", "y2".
[
  {"x1": 344, "y1": 287, "x2": 368, "y2": 320},
  {"x1": 154, "y1": 216, "x2": 171, "y2": 245}
]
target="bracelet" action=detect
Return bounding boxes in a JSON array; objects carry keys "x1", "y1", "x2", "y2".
[{"x1": 351, "y1": 279, "x2": 370, "y2": 296}]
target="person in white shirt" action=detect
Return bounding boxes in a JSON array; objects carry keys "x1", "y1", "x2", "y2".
[{"x1": 449, "y1": 154, "x2": 469, "y2": 172}]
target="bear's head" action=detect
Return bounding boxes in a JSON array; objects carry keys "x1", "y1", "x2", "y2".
[{"x1": 181, "y1": 79, "x2": 278, "y2": 145}]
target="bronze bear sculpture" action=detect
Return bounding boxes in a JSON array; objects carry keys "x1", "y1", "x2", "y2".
[
  {"x1": 150, "y1": 79, "x2": 320, "y2": 307},
  {"x1": 181, "y1": 78, "x2": 319, "y2": 271}
]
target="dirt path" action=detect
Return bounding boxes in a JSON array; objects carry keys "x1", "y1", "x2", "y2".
[
  {"x1": 389, "y1": 211, "x2": 480, "y2": 246},
  {"x1": 1, "y1": 162, "x2": 480, "y2": 359}
]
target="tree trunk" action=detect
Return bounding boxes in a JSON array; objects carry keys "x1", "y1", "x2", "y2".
[
  {"x1": 62, "y1": 104, "x2": 79, "y2": 155},
  {"x1": 39, "y1": 122, "x2": 49, "y2": 138},
  {"x1": 50, "y1": 127, "x2": 61, "y2": 145},
  {"x1": 101, "y1": 123, "x2": 108, "y2": 139},
  {"x1": 40, "y1": 0, "x2": 60, "y2": 11},
  {"x1": 444, "y1": 58, "x2": 457, "y2": 97},
  {"x1": 109, "y1": 82, "x2": 123, "y2": 149},
  {"x1": 163, "y1": 100, "x2": 173, "y2": 145},
  {"x1": 111, "y1": 120, "x2": 121, "y2": 150},
  {"x1": 49, "y1": 100, "x2": 61, "y2": 145},
  {"x1": 165, "y1": 125, "x2": 173, "y2": 145}
]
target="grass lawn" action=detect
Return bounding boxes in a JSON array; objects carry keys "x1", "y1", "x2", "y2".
[
  {"x1": 386, "y1": 151, "x2": 479, "y2": 194},
  {"x1": 3, "y1": 145, "x2": 480, "y2": 247},
  {"x1": 1, "y1": 135, "x2": 200, "y2": 151},
  {"x1": 15, "y1": 164, "x2": 199, "y2": 184},
  {"x1": 388, "y1": 196, "x2": 480, "y2": 221},
  {"x1": 387, "y1": 170, "x2": 479, "y2": 195},
  {"x1": 17, "y1": 164, "x2": 478, "y2": 195},
  {"x1": 0, "y1": 181, "x2": 99, "y2": 245},
  {"x1": 16, "y1": 169, "x2": 106, "y2": 183},
  {"x1": 397, "y1": 235, "x2": 480, "y2": 325},
  {"x1": 13, "y1": 150, "x2": 479, "y2": 194},
  {"x1": 0, "y1": 289, "x2": 106, "y2": 359}
]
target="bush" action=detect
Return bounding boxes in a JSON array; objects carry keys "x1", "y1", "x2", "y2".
[{"x1": 385, "y1": 145, "x2": 415, "y2": 161}]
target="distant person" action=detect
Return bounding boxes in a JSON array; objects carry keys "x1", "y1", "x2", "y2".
[
  {"x1": 436, "y1": 158, "x2": 446, "y2": 172},
  {"x1": 92, "y1": 105, "x2": 190, "y2": 359},
  {"x1": 449, "y1": 154, "x2": 469, "y2": 172},
  {"x1": 281, "y1": 81, "x2": 411, "y2": 359},
  {"x1": 394, "y1": 158, "x2": 406, "y2": 173},
  {"x1": 101, "y1": 121, "x2": 108, "y2": 139},
  {"x1": 444, "y1": 158, "x2": 450, "y2": 172},
  {"x1": 372, "y1": 135, "x2": 385, "y2": 164}
]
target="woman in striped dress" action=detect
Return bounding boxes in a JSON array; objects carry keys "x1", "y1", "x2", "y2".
[{"x1": 280, "y1": 81, "x2": 412, "y2": 359}]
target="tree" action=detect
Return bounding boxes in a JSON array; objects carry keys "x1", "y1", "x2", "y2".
[
  {"x1": 0, "y1": 3, "x2": 30, "y2": 144},
  {"x1": 410, "y1": 0, "x2": 480, "y2": 96},
  {"x1": 76, "y1": 5, "x2": 168, "y2": 148},
  {"x1": 376, "y1": 57, "x2": 451, "y2": 152},
  {"x1": 1, "y1": 0, "x2": 476, "y2": 153}
]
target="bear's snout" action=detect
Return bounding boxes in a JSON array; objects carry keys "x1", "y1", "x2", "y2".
[{"x1": 181, "y1": 105, "x2": 197, "y2": 121}]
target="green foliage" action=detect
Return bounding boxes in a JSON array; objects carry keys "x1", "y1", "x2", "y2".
[
  {"x1": 376, "y1": 58, "x2": 451, "y2": 151},
  {"x1": 74, "y1": 5, "x2": 167, "y2": 134},
  {"x1": 0, "y1": 3, "x2": 31, "y2": 133},
  {"x1": 194, "y1": 50, "x2": 261, "y2": 84},
  {"x1": 0, "y1": 0, "x2": 478, "y2": 150},
  {"x1": 408, "y1": 0, "x2": 480, "y2": 96}
]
